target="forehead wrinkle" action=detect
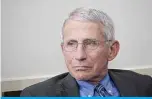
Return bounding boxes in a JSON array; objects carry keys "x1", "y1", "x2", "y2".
[
  {"x1": 64, "y1": 20, "x2": 102, "y2": 30},
  {"x1": 63, "y1": 20, "x2": 105, "y2": 41}
]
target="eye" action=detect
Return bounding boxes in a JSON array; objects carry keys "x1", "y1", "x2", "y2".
[
  {"x1": 66, "y1": 40, "x2": 77, "y2": 46},
  {"x1": 67, "y1": 42, "x2": 75, "y2": 45},
  {"x1": 84, "y1": 39, "x2": 98, "y2": 45}
]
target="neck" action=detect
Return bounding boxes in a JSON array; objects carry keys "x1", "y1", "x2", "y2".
[{"x1": 88, "y1": 70, "x2": 108, "y2": 85}]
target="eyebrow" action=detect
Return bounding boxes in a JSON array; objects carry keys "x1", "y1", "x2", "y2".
[
  {"x1": 65, "y1": 39, "x2": 77, "y2": 43},
  {"x1": 65, "y1": 38, "x2": 98, "y2": 42},
  {"x1": 83, "y1": 38, "x2": 98, "y2": 41}
]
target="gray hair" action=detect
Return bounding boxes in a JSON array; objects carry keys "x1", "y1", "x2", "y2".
[{"x1": 62, "y1": 7, "x2": 115, "y2": 41}]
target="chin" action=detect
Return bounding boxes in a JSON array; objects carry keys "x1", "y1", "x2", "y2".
[{"x1": 72, "y1": 72, "x2": 93, "y2": 81}]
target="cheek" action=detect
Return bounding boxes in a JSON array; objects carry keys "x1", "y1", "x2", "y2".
[
  {"x1": 88, "y1": 49, "x2": 109, "y2": 67},
  {"x1": 64, "y1": 52, "x2": 74, "y2": 65}
]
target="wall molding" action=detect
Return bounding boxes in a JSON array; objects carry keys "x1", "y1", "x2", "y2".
[{"x1": 2, "y1": 66, "x2": 152, "y2": 92}]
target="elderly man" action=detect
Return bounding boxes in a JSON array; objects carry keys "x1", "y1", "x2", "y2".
[{"x1": 20, "y1": 7, "x2": 152, "y2": 97}]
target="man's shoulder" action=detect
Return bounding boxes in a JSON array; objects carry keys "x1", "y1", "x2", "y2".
[
  {"x1": 109, "y1": 69, "x2": 152, "y2": 96},
  {"x1": 109, "y1": 69, "x2": 152, "y2": 84},
  {"x1": 20, "y1": 72, "x2": 69, "y2": 96}
]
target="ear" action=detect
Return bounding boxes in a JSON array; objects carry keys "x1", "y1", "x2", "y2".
[{"x1": 108, "y1": 40, "x2": 120, "y2": 61}]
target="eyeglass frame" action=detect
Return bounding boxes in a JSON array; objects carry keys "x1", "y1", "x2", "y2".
[{"x1": 62, "y1": 39, "x2": 112, "y2": 52}]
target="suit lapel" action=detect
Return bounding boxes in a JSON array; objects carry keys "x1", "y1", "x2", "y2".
[
  {"x1": 109, "y1": 69, "x2": 138, "y2": 96},
  {"x1": 57, "y1": 73, "x2": 80, "y2": 96}
]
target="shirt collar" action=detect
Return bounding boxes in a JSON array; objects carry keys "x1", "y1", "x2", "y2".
[
  {"x1": 100, "y1": 73, "x2": 110, "y2": 87},
  {"x1": 76, "y1": 79, "x2": 95, "y2": 97},
  {"x1": 76, "y1": 73, "x2": 110, "y2": 97}
]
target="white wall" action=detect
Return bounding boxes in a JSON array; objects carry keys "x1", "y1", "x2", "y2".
[{"x1": 2, "y1": 0, "x2": 152, "y2": 81}]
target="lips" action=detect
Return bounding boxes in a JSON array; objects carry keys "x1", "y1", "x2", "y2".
[{"x1": 73, "y1": 66, "x2": 92, "y2": 71}]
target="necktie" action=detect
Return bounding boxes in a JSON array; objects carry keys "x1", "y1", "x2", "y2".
[{"x1": 94, "y1": 84, "x2": 112, "y2": 97}]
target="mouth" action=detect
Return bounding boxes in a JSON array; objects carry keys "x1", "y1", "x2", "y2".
[{"x1": 73, "y1": 66, "x2": 92, "y2": 71}]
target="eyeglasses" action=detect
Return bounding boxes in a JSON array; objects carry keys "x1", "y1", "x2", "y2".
[{"x1": 62, "y1": 39, "x2": 111, "y2": 52}]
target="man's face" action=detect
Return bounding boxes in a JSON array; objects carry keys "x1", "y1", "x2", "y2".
[{"x1": 61, "y1": 20, "x2": 110, "y2": 81}]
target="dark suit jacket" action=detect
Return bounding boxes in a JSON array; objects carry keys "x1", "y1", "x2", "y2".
[{"x1": 20, "y1": 69, "x2": 152, "y2": 96}]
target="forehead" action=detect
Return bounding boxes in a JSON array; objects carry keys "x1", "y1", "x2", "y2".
[{"x1": 63, "y1": 20, "x2": 105, "y2": 41}]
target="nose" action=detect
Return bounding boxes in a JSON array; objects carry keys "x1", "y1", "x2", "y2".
[{"x1": 75, "y1": 44, "x2": 87, "y2": 61}]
